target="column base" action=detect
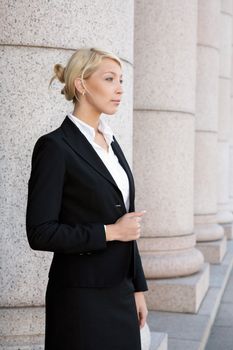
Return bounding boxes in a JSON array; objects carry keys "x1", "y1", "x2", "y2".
[
  {"x1": 196, "y1": 235, "x2": 227, "y2": 263},
  {"x1": 221, "y1": 222, "x2": 233, "y2": 240},
  {"x1": 141, "y1": 247, "x2": 204, "y2": 278},
  {"x1": 145, "y1": 263, "x2": 209, "y2": 313},
  {"x1": 194, "y1": 222, "x2": 224, "y2": 241},
  {"x1": 0, "y1": 341, "x2": 43, "y2": 350},
  {"x1": 0, "y1": 307, "x2": 44, "y2": 349}
]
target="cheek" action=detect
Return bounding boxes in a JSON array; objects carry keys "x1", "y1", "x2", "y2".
[
  {"x1": 99, "y1": 83, "x2": 112, "y2": 96},
  {"x1": 88, "y1": 80, "x2": 112, "y2": 102}
]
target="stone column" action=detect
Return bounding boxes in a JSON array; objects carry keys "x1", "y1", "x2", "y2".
[
  {"x1": 0, "y1": 1, "x2": 140, "y2": 348},
  {"x1": 133, "y1": 0, "x2": 209, "y2": 313},
  {"x1": 194, "y1": 0, "x2": 227, "y2": 264},
  {"x1": 217, "y1": 0, "x2": 233, "y2": 239},
  {"x1": 229, "y1": 4, "x2": 233, "y2": 216}
]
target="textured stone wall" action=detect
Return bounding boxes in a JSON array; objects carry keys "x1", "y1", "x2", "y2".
[{"x1": 0, "y1": 1, "x2": 134, "y2": 348}]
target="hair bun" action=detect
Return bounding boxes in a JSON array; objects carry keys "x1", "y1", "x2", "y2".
[{"x1": 54, "y1": 64, "x2": 65, "y2": 83}]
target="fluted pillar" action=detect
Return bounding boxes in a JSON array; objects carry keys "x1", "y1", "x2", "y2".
[
  {"x1": 217, "y1": 0, "x2": 233, "y2": 239},
  {"x1": 133, "y1": 0, "x2": 209, "y2": 313},
  {"x1": 194, "y1": 0, "x2": 226, "y2": 263},
  {"x1": 0, "y1": 1, "x2": 146, "y2": 348}
]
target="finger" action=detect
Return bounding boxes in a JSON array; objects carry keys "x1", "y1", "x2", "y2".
[
  {"x1": 140, "y1": 318, "x2": 146, "y2": 329},
  {"x1": 139, "y1": 312, "x2": 146, "y2": 329},
  {"x1": 135, "y1": 217, "x2": 142, "y2": 222},
  {"x1": 127, "y1": 211, "x2": 146, "y2": 218}
]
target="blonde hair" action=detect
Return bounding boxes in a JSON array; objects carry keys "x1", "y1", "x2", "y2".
[{"x1": 49, "y1": 47, "x2": 122, "y2": 104}]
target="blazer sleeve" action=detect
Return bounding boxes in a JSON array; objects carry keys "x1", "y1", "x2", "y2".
[
  {"x1": 26, "y1": 135, "x2": 107, "y2": 254},
  {"x1": 132, "y1": 241, "x2": 148, "y2": 292}
]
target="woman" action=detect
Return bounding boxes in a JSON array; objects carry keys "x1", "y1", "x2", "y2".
[{"x1": 26, "y1": 47, "x2": 148, "y2": 350}]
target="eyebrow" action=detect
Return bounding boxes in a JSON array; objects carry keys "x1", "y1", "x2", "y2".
[{"x1": 103, "y1": 71, "x2": 123, "y2": 77}]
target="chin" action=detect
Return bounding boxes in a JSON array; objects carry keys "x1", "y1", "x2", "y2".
[{"x1": 104, "y1": 107, "x2": 119, "y2": 115}]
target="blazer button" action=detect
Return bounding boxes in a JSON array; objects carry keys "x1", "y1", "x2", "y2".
[
  {"x1": 79, "y1": 253, "x2": 84, "y2": 255},
  {"x1": 87, "y1": 252, "x2": 92, "y2": 255}
]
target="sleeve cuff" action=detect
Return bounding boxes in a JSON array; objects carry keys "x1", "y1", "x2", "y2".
[{"x1": 104, "y1": 224, "x2": 107, "y2": 240}]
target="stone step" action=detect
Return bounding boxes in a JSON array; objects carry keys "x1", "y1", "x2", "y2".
[
  {"x1": 147, "y1": 240, "x2": 233, "y2": 350},
  {"x1": 150, "y1": 332, "x2": 168, "y2": 350}
]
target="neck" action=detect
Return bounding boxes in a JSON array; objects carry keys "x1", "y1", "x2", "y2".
[{"x1": 72, "y1": 103, "x2": 101, "y2": 132}]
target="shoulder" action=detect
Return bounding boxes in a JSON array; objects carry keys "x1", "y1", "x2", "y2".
[
  {"x1": 33, "y1": 122, "x2": 64, "y2": 148},
  {"x1": 31, "y1": 126, "x2": 65, "y2": 163},
  {"x1": 36, "y1": 124, "x2": 63, "y2": 144}
]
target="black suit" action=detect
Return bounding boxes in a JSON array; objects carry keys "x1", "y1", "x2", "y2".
[{"x1": 26, "y1": 115, "x2": 148, "y2": 292}]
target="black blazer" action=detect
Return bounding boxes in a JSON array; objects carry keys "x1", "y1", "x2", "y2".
[{"x1": 26, "y1": 115, "x2": 148, "y2": 292}]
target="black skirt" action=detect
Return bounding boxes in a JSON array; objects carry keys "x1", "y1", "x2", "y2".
[{"x1": 44, "y1": 275, "x2": 142, "y2": 350}]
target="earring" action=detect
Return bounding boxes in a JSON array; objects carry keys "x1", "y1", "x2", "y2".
[{"x1": 82, "y1": 91, "x2": 85, "y2": 96}]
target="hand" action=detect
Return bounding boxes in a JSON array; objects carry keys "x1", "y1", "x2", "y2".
[
  {"x1": 105, "y1": 210, "x2": 146, "y2": 242},
  {"x1": 134, "y1": 292, "x2": 148, "y2": 329}
]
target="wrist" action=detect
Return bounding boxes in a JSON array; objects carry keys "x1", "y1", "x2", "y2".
[
  {"x1": 134, "y1": 291, "x2": 145, "y2": 298},
  {"x1": 105, "y1": 224, "x2": 118, "y2": 241}
]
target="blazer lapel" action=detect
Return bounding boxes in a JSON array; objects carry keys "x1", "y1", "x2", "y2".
[
  {"x1": 111, "y1": 137, "x2": 135, "y2": 212},
  {"x1": 60, "y1": 115, "x2": 135, "y2": 212}
]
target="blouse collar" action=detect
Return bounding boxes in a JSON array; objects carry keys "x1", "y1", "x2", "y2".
[{"x1": 67, "y1": 113, "x2": 114, "y2": 146}]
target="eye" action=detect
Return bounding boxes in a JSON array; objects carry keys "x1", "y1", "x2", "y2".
[{"x1": 105, "y1": 77, "x2": 124, "y2": 83}]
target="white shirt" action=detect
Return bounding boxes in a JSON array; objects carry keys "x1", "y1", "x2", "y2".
[{"x1": 67, "y1": 113, "x2": 130, "y2": 213}]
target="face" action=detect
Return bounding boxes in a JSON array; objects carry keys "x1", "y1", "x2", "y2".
[{"x1": 76, "y1": 58, "x2": 123, "y2": 115}]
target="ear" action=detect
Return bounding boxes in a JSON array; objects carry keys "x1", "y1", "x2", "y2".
[{"x1": 74, "y1": 77, "x2": 84, "y2": 94}]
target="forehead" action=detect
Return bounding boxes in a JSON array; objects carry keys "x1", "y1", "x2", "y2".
[{"x1": 97, "y1": 58, "x2": 122, "y2": 75}]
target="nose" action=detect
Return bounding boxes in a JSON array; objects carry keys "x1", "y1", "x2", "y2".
[{"x1": 116, "y1": 82, "x2": 123, "y2": 95}]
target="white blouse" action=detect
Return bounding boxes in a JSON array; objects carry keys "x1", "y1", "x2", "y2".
[{"x1": 67, "y1": 113, "x2": 130, "y2": 213}]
